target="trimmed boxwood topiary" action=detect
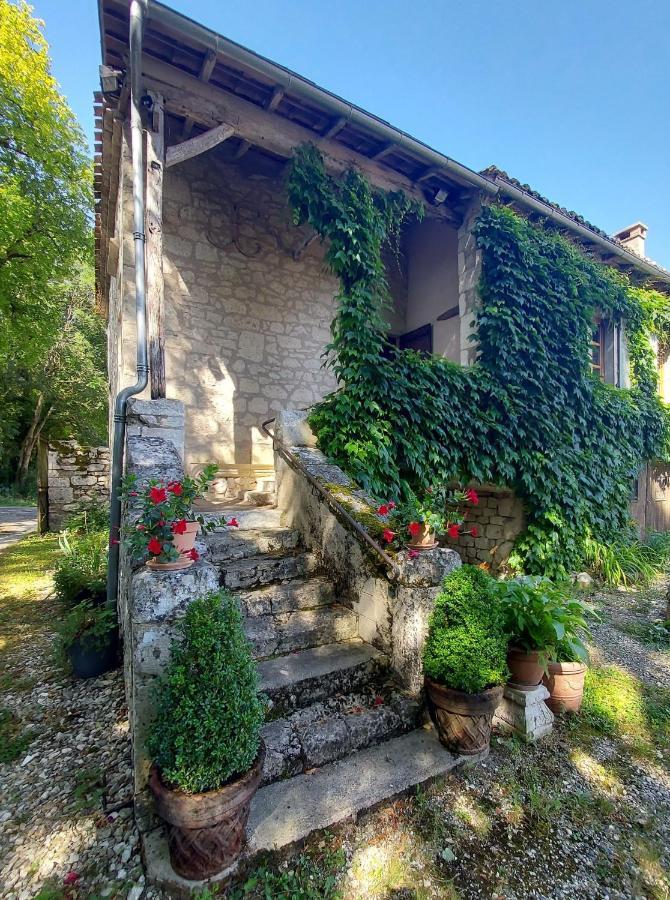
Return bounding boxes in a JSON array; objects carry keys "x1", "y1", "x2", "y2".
[
  {"x1": 147, "y1": 590, "x2": 264, "y2": 794},
  {"x1": 423, "y1": 565, "x2": 509, "y2": 694}
]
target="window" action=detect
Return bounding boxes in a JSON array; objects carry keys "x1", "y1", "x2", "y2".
[
  {"x1": 398, "y1": 324, "x2": 433, "y2": 354},
  {"x1": 591, "y1": 321, "x2": 604, "y2": 378}
]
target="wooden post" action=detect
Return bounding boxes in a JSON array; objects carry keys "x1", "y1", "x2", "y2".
[
  {"x1": 37, "y1": 437, "x2": 49, "y2": 534},
  {"x1": 145, "y1": 91, "x2": 166, "y2": 399}
]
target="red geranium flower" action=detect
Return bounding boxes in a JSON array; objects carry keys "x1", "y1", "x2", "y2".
[
  {"x1": 149, "y1": 485, "x2": 167, "y2": 505},
  {"x1": 136, "y1": 524, "x2": 146, "y2": 531},
  {"x1": 388, "y1": 501, "x2": 396, "y2": 510},
  {"x1": 63, "y1": 872, "x2": 79, "y2": 886},
  {"x1": 407, "y1": 521, "x2": 421, "y2": 538},
  {"x1": 168, "y1": 481, "x2": 183, "y2": 496},
  {"x1": 377, "y1": 504, "x2": 389, "y2": 516},
  {"x1": 470, "y1": 526, "x2": 478, "y2": 538},
  {"x1": 171, "y1": 519, "x2": 188, "y2": 535},
  {"x1": 447, "y1": 524, "x2": 460, "y2": 539},
  {"x1": 147, "y1": 537, "x2": 162, "y2": 555},
  {"x1": 188, "y1": 548, "x2": 200, "y2": 561},
  {"x1": 465, "y1": 488, "x2": 479, "y2": 506},
  {"x1": 373, "y1": 695, "x2": 384, "y2": 707},
  {"x1": 408, "y1": 549, "x2": 420, "y2": 559},
  {"x1": 383, "y1": 529, "x2": 395, "y2": 543},
  {"x1": 228, "y1": 517, "x2": 239, "y2": 528}
]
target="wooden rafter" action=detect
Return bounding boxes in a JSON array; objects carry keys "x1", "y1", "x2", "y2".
[
  {"x1": 165, "y1": 121, "x2": 235, "y2": 168},
  {"x1": 371, "y1": 142, "x2": 395, "y2": 161},
  {"x1": 323, "y1": 115, "x2": 347, "y2": 139},
  {"x1": 266, "y1": 86, "x2": 284, "y2": 112},
  {"x1": 199, "y1": 49, "x2": 217, "y2": 82}
]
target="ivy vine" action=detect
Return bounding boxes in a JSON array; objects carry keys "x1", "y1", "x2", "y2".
[{"x1": 286, "y1": 145, "x2": 670, "y2": 578}]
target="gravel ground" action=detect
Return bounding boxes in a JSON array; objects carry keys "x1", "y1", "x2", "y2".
[{"x1": 1, "y1": 543, "x2": 668, "y2": 899}]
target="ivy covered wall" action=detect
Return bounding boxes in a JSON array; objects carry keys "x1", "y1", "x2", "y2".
[{"x1": 287, "y1": 146, "x2": 670, "y2": 578}]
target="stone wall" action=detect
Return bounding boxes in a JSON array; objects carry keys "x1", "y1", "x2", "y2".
[
  {"x1": 46, "y1": 441, "x2": 110, "y2": 530},
  {"x1": 445, "y1": 485, "x2": 525, "y2": 571}
]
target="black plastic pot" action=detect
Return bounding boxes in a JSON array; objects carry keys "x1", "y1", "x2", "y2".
[{"x1": 68, "y1": 631, "x2": 119, "y2": 679}]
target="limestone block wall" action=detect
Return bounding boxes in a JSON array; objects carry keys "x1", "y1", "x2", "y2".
[
  {"x1": 445, "y1": 486, "x2": 525, "y2": 571},
  {"x1": 46, "y1": 441, "x2": 110, "y2": 530}
]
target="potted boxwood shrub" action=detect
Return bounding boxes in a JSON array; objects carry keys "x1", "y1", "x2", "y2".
[
  {"x1": 120, "y1": 464, "x2": 238, "y2": 572},
  {"x1": 495, "y1": 576, "x2": 593, "y2": 690},
  {"x1": 147, "y1": 590, "x2": 265, "y2": 880},
  {"x1": 423, "y1": 565, "x2": 508, "y2": 755},
  {"x1": 56, "y1": 601, "x2": 118, "y2": 679}
]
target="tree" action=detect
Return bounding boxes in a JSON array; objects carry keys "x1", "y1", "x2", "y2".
[{"x1": 0, "y1": 2, "x2": 105, "y2": 488}]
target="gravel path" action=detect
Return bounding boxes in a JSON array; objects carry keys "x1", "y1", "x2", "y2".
[{"x1": 0, "y1": 507, "x2": 37, "y2": 550}]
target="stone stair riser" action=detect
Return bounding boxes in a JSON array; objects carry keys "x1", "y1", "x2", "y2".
[
  {"x1": 221, "y1": 553, "x2": 319, "y2": 590},
  {"x1": 244, "y1": 607, "x2": 358, "y2": 659},
  {"x1": 237, "y1": 577, "x2": 335, "y2": 618},
  {"x1": 205, "y1": 528, "x2": 299, "y2": 563}
]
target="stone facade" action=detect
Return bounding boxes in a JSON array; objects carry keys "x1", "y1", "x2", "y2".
[
  {"x1": 445, "y1": 485, "x2": 525, "y2": 571},
  {"x1": 46, "y1": 441, "x2": 110, "y2": 530}
]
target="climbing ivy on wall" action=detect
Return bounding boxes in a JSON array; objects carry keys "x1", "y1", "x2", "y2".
[{"x1": 287, "y1": 145, "x2": 670, "y2": 578}]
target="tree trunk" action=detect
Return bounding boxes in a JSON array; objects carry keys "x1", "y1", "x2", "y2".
[{"x1": 15, "y1": 396, "x2": 51, "y2": 489}]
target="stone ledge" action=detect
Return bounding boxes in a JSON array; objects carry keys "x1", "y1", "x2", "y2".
[{"x1": 131, "y1": 561, "x2": 220, "y2": 625}]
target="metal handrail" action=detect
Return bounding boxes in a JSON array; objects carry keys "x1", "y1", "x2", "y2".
[{"x1": 261, "y1": 417, "x2": 401, "y2": 579}]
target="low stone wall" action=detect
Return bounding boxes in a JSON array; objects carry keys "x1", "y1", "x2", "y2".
[
  {"x1": 46, "y1": 441, "x2": 110, "y2": 530},
  {"x1": 275, "y1": 410, "x2": 461, "y2": 693},
  {"x1": 445, "y1": 486, "x2": 525, "y2": 571}
]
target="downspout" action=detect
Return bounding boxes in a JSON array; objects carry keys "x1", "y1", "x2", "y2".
[{"x1": 107, "y1": 0, "x2": 149, "y2": 607}]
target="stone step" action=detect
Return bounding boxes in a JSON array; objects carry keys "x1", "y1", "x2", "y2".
[
  {"x1": 258, "y1": 640, "x2": 387, "y2": 716},
  {"x1": 244, "y1": 489, "x2": 275, "y2": 506},
  {"x1": 205, "y1": 527, "x2": 300, "y2": 563},
  {"x1": 198, "y1": 504, "x2": 283, "y2": 531},
  {"x1": 244, "y1": 604, "x2": 358, "y2": 659},
  {"x1": 261, "y1": 684, "x2": 422, "y2": 785},
  {"x1": 143, "y1": 727, "x2": 474, "y2": 894},
  {"x1": 237, "y1": 575, "x2": 335, "y2": 618},
  {"x1": 220, "y1": 552, "x2": 319, "y2": 590}
]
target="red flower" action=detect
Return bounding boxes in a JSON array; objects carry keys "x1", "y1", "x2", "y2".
[
  {"x1": 172, "y1": 519, "x2": 188, "y2": 535},
  {"x1": 388, "y1": 501, "x2": 396, "y2": 510},
  {"x1": 407, "y1": 521, "x2": 421, "y2": 538},
  {"x1": 63, "y1": 872, "x2": 79, "y2": 886},
  {"x1": 470, "y1": 526, "x2": 478, "y2": 538},
  {"x1": 168, "y1": 481, "x2": 183, "y2": 496},
  {"x1": 149, "y1": 486, "x2": 167, "y2": 505},
  {"x1": 136, "y1": 524, "x2": 146, "y2": 531},
  {"x1": 110, "y1": 538, "x2": 120, "y2": 546},
  {"x1": 228, "y1": 517, "x2": 239, "y2": 528},
  {"x1": 129, "y1": 491, "x2": 138, "y2": 497},
  {"x1": 188, "y1": 548, "x2": 200, "y2": 561},
  {"x1": 383, "y1": 529, "x2": 395, "y2": 543},
  {"x1": 373, "y1": 695, "x2": 384, "y2": 707},
  {"x1": 377, "y1": 504, "x2": 390, "y2": 516},
  {"x1": 447, "y1": 524, "x2": 460, "y2": 539},
  {"x1": 466, "y1": 488, "x2": 479, "y2": 506},
  {"x1": 147, "y1": 537, "x2": 162, "y2": 555},
  {"x1": 408, "y1": 549, "x2": 420, "y2": 560}
]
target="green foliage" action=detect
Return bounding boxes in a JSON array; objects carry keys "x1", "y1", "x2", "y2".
[
  {"x1": 582, "y1": 532, "x2": 670, "y2": 587},
  {"x1": 147, "y1": 591, "x2": 265, "y2": 793},
  {"x1": 55, "y1": 600, "x2": 116, "y2": 656},
  {"x1": 0, "y1": 2, "x2": 104, "y2": 486},
  {"x1": 230, "y1": 847, "x2": 347, "y2": 899},
  {"x1": 62, "y1": 500, "x2": 110, "y2": 537},
  {"x1": 495, "y1": 576, "x2": 594, "y2": 664},
  {"x1": 53, "y1": 530, "x2": 108, "y2": 607},
  {"x1": 423, "y1": 565, "x2": 509, "y2": 694},
  {"x1": 287, "y1": 148, "x2": 670, "y2": 578}
]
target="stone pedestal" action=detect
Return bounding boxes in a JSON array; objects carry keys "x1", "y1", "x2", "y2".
[{"x1": 493, "y1": 683, "x2": 554, "y2": 742}]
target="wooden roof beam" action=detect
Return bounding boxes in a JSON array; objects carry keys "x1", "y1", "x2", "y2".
[
  {"x1": 323, "y1": 115, "x2": 347, "y2": 139},
  {"x1": 142, "y1": 58, "x2": 461, "y2": 225},
  {"x1": 199, "y1": 49, "x2": 217, "y2": 83},
  {"x1": 166, "y1": 121, "x2": 235, "y2": 168},
  {"x1": 371, "y1": 141, "x2": 395, "y2": 161},
  {"x1": 266, "y1": 86, "x2": 284, "y2": 112}
]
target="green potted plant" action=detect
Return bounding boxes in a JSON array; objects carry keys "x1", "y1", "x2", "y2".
[
  {"x1": 147, "y1": 591, "x2": 265, "y2": 880},
  {"x1": 376, "y1": 485, "x2": 479, "y2": 552},
  {"x1": 56, "y1": 601, "x2": 118, "y2": 679},
  {"x1": 543, "y1": 637, "x2": 591, "y2": 714},
  {"x1": 423, "y1": 565, "x2": 508, "y2": 754},
  {"x1": 120, "y1": 464, "x2": 238, "y2": 572},
  {"x1": 495, "y1": 576, "x2": 594, "y2": 690}
]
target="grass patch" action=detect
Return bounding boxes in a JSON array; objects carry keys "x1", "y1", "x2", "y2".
[
  {"x1": 583, "y1": 533, "x2": 670, "y2": 587},
  {"x1": 575, "y1": 665, "x2": 670, "y2": 757},
  {"x1": 0, "y1": 705, "x2": 34, "y2": 763},
  {"x1": 229, "y1": 846, "x2": 346, "y2": 899}
]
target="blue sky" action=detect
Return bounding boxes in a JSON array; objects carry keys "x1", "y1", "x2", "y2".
[{"x1": 33, "y1": 0, "x2": 669, "y2": 266}]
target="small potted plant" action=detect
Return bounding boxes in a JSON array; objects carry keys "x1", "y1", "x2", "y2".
[
  {"x1": 543, "y1": 637, "x2": 591, "y2": 714},
  {"x1": 57, "y1": 601, "x2": 118, "y2": 679},
  {"x1": 495, "y1": 576, "x2": 594, "y2": 690},
  {"x1": 120, "y1": 464, "x2": 238, "y2": 571},
  {"x1": 148, "y1": 591, "x2": 265, "y2": 880},
  {"x1": 423, "y1": 565, "x2": 508, "y2": 754},
  {"x1": 377, "y1": 486, "x2": 479, "y2": 552}
]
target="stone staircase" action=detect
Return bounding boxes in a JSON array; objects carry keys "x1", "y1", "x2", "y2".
[{"x1": 143, "y1": 504, "x2": 474, "y2": 888}]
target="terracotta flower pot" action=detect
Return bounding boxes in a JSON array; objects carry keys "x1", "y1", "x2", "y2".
[
  {"x1": 149, "y1": 742, "x2": 265, "y2": 880},
  {"x1": 408, "y1": 523, "x2": 438, "y2": 551},
  {"x1": 507, "y1": 647, "x2": 544, "y2": 689},
  {"x1": 543, "y1": 661, "x2": 587, "y2": 714},
  {"x1": 145, "y1": 522, "x2": 200, "y2": 572},
  {"x1": 425, "y1": 678, "x2": 503, "y2": 755}
]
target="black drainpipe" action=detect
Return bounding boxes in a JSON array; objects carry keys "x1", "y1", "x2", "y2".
[{"x1": 107, "y1": 0, "x2": 149, "y2": 607}]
